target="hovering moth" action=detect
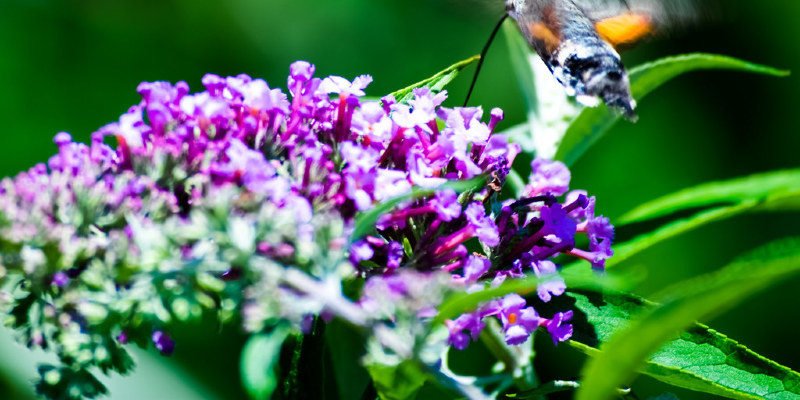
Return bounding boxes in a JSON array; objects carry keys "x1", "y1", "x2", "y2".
[{"x1": 504, "y1": 0, "x2": 694, "y2": 119}]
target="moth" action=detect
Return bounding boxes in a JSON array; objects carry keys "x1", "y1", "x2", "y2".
[{"x1": 504, "y1": 0, "x2": 694, "y2": 119}]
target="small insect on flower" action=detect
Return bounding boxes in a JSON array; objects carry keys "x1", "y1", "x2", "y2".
[{"x1": 505, "y1": 0, "x2": 695, "y2": 119}]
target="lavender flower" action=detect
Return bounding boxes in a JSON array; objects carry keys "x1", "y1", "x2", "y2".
[{"x1": 0, "y1": 60, "x2": 613, "y2": 399}]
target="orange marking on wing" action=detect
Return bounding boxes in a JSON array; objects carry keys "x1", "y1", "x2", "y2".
[
  {"x1": 595, "y1": 13, "x2": 654, "y2": 47},
  {"x1": 529, "y1": 22, "x2": 560, "y2": 52}
]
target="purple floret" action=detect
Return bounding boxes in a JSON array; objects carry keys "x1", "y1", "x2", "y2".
[{"x1": 152, "y1": 331, "x2": 175, "y2": 355}]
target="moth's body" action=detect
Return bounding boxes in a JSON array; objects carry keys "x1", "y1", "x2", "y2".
[{"x1": 505, "y1": 0, "x2": 670, "y2": 118}]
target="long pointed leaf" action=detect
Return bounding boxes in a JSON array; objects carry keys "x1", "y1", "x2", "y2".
[
  {"x1": 387, "y1": 56, "x2": 480, "y2": 104},
  {"x1": 325, "y1": 320, "x2": 370, "y2": 400},
  {"x1": 618, "y1": 168, "x2": 800, "y2": 224},
  {"x1": 576, "y1": 237, "x2": 800, "y2": 400},
  {"x1": 606, "y1": 169, "x2": 800, "y2": 267},
  {"x1": 366, "y1": 360, "x2": 429, "y2": 400},
  {"x1": 554, "y1": 54, "x2": 789, "y2": 166},
  {"x1": 609, "y1": 201, "x2": 757, "y2": 268},
  {"x1": 564, "y1": 291, "x2": 791, "y2": 400}
]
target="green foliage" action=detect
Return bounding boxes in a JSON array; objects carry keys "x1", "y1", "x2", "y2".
[
  {"x1": 501, "y1": 43, "x2": 789, "y2": 165},
  {"x1": 366, "y1": 360, "x2": 428, "y2": 400},
  {"x1": 553, "y1": 54, "x2": 789, "y2": 166},
  {"x1": 576, "y1": 237, "x2": 800, "y2": 400},
  {"x1": 618, "y1": 168, "x2": 800, "y2": 224},
  {"x1": 240, "y1": 325, "x2": 291, "y2": 400},
  {"x1": 387, "y1": 56, "x2": 480, "y2": 104},
  {"x1": 609, "y1": 169, "x2": 800, "y2": 267},
  {"x1": 508, "y1": 380, "x2": 580, "y2": 398},
  {"x1": 565, "y1": 291, "x2": 789, "y2": 399},
  {"x1": 490, "y1": 37, "x2": 800, "y2": 400},
  {"x1": 325, "y1": 320, "x2": 370, "y2": 400}
]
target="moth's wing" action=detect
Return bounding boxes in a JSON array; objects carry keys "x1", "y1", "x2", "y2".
[
  {"x1": 571, "y1": 0, "x2": 631, "y2": 20},
  {"x1": 575, "y1": 0, "x2": 697, "y2": 23},
  {"x1": 507, "y1": 0, "x2": 563, "y2": 56},
  {"x1": 573, "y1": 0, "x2": 696, "y2": 47}
]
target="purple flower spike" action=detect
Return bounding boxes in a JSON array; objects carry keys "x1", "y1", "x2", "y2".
[
  {"x1": 446, "y1": 312, "x2": 485, "y2": 350},
  {"x1": 537, "y1": 280, "x2": 566, "y2": 302},
  {"x1": 496, "y1": 294, "x2": 539, "y2": 345},
  {"x1": 0, "y1": 60, "x2": 614, "y2": 359},
  {"x1": 152, "y1": 331, "x2": 175, "y2": 355},
  {"x1": 242, "y1": 79, "x2": 290, "y2": 114},
  {"x1": 213, "y1": 139, "x2": 279, "y2": 197},
  {"x1": 374, "y1": 169, "x2": 411, "y2": 201},
  {"x1": 464, "y1": 203, "x2": 499, "y2": 247},
  {"x1": 53, "y1": 132, "x2": 72, "y2": 146},
  {"x1": 530, "y1": 260, "x2": 566, "y2": 302},
  {"x1": 350, "y1": 240, "x2": 374, "y2": 264},
  {"x1": 317, "y1": 75, "x2": 372, "y2": 98},
  {"x1": 179, "y1": 92, "x2": 231, "y2": 121},
  {"x1": 539, "y1": 203, "x2": 577, "y2": 246},
  {"x1": 587, "y1": 216, "x2": 615, "y2": 244},
  {"x1": 528, "y1": 158, "x2": 571, "y2": 196},
  {"x1": 289, "y1": 61, "x2": 315, "y2": 88},
  {"x1": 488, "y1": 108, "x2": 504, "y2": 132},
  {"x1": 386, "y1": 241, "x2": 404, "y2": 272},
  {"x1": 379, "y1": 95, "x2": 396, "y2": 114},
  {"x1": 545, "y1": 311, "x2": 574, "y2": 345},
  {"x1": 431, "y1": 189, "x2": 462, "y2": 222},
  {"x1": 460, "y1": 255, "x2": 490, "y2": 285},
  {"x1": 201, "y1": 73, "x2": 226, "y2": 95},
  {"x1": 52, "y1": 272, "x2": 69, "y2": 287}
]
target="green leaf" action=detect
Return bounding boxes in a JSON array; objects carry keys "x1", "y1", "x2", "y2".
[
  {"x1": 618, "y1": 168, "x2": 800, "y2": 224},
  {"x1": 350, "y1": 177, "x2": 485, "y2": 243},
  {"x1": 240, "y1": 326, "x2": 292, "y2": 400},
  {"x1": 504, "y1": 19, "x2": 536, "y2": 114},
  {"x1": 565, "y1": 292, "x2": 762, "y2": 399},
  {"x1": 554, "y1": 54, "x2": 789, "y2": 166},
  {"x1": 325, "y1": 319, "x2": 370, "y2": 400},
  {"x1": 567, "y1": 290, "x2": 800, "y2": 400},
  {"x1": 508, "y1": 380, "x2": 580, "y2": 398},
  {"x1": 387, "y1": 56, "x2": 480, "y2": 104},
  {"x1": 608, "y1": 201, "x2": 756, "y2": 268},
  {"x1": 366, "y1": 360, "x2": 428, "y2": 400},
  {"x1": 649, "y1": 394, "x2": 680, "y2": 400},
  {"x1": 502, "y1": 19, "x2": 582, "y2": 158},
  {"x1": 575, "y1": 237, "x2": 800, "y2": 400},
  {"x1": 607, "y1": 169, "x2": 800, "y2": 267}
]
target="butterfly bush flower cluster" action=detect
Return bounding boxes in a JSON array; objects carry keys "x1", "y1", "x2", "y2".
[{"x1": 0, "y1": 60, "x2": 612, "y2": 398}]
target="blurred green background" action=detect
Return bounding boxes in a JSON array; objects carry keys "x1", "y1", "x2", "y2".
[{"x1": 0, "y1": 0, "x2": 798, "y2": 399}]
